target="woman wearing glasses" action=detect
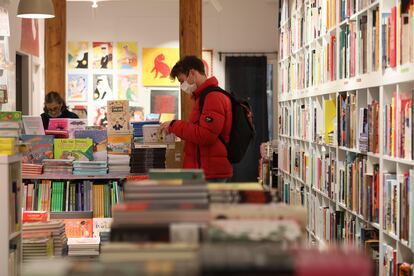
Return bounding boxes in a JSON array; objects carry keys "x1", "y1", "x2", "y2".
[{"x1": 41, "y1": 91, "x2": 79, "y2": 130}]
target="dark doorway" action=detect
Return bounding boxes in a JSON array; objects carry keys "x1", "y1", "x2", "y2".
[
  {"x1": 225, "y1": 56, "x2": 269, "y2": 182},
  {"x1": 15, "y1": 53, "x2": 30, "y2": 115}
]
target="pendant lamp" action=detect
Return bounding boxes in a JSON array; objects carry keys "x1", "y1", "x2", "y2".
[{"x1": 17, "y1": 0, "x2": 55, "y2": 19}]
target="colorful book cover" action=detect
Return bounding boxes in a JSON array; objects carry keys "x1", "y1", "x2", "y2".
[
  {"x1": 324, "y1": 98, "x2": 336, "y2": 144},
  {"x1": 48, "y1": 118, "x2": 69, "y2": 130},
  {"x1": 74, "y1": 130, "x2": 108, "y2": 161},
  {"x1": 107, "y1": 100, "x2": 130, "y2": 134},
  {"x1": 0, "y1": 111, "x2": 21, "y2": 121},
  {"x1": 22, "y1": 116, "x2": 45, "y2": 135},
  {"x1": 107, "y1": 134, "x2": 131, "y2": 154},
  {"x1": 92, "y1": 217, "x2": 112, "y2": 238},
  {"x1": 67, "y1": 119, "x2": 88, "y2": 138},
  {"x1": 63, "y1": 218, "x2": 93, "y2": 238},
  {"x1": 54, "y1": 138, "x2": 93, "y2": 161},
  {"x1": 21, "y1": 135, "x2": 54, "y2": 164},
  {"x1": 22, "y1": 211, "x2": 49, "y2": 223}
]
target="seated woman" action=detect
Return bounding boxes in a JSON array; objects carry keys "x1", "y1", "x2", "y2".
[{"x1": 41, "y1": 91, "x2": 79, "y2": 130}]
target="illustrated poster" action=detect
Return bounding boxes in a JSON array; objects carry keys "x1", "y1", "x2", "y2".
[
  {"x1": 92, "y1": 42, "x2": 113, "y2": 69},
  {"x1": 117, "y1": 41, "x2": 138, "y2": 70},
  {"x1": 142, "y1": 48, "x2": 179, "y2": 86}
]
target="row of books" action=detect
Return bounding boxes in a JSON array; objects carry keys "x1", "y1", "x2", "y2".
[
  {"x1": 383, "y1": 91, "x2": 414, "y2": 159},
  {"x1": 338, "y1": 154, "x2": 380, "y2": 223},
  {"x1": 23, "y1": 180, "x2": 123, "y2": 218}
]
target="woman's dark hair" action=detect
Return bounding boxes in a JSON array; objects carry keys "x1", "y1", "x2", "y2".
[
  {"x1": 170, "y1": 55, "x2": 206, "y2": 80},
  {"x1": 43, "y1": 91, "x2": 68, "y2": 113}
]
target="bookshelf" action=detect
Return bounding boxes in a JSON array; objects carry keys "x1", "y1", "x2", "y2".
[
  {"x1": 278, "y1": 0, "x2": 414, "y2": 274},
  {"x1": 0, "y1": 154, "x2": 22, "y2": 276}
]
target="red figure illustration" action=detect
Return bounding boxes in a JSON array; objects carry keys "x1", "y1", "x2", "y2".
[
  {"x1": 202, "y1": 59, "x2": 210, "y2": 77},
  {"x1": 151, "y1": 53, "x2": 170, "y2": 78}
]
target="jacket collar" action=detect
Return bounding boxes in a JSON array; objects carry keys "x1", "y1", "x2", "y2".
[{"x1": 192, "y1": 77, "x2": 219, "y2": 99}]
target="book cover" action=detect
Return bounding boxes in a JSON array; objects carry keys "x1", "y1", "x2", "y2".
[
  {"x1": 0, "y1": 111, "x2": 22, "y2": 121},
  {"x1": 107, "y1": 100, "x2": 130, "y2": 134},
  {"x1": 107, "y1": 134, "x2": 131, "y2": 154},
  {"x1": 54, "y1": 139, "x2": 93, "y2": 161},
  {"x1": 22, "y1": 211, "x2": 49, "y2": 223},
  {"x1": 22, "y1": 116, "x2": 45, "y2": 135},
  {"x1": 324, "y1": 98, "x2": 336, "y2": 145},
  {"x1": 21, "y1": 135, "x2": 54, "y2": 164},
  {"x1": 74, "y1": 130, "x2": 108, "y2": 161},
  {"x1": 67, "y1": 119, "x2": 88, "y2": 137},
  {"x1": 63, "y1": 218, "x2": 93, "y2": 238},
  {"x1": 48, "y1": 118, "x2": 69, "y2": 130}
]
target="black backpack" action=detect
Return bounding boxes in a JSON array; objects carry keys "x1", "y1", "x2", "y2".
[{"x1": 198, "y1": 86, "x2": 255, "y2": 164}]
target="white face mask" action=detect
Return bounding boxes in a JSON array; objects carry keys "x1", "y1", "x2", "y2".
[{"x1": 180, "y1": 80, "x2": 197, "y2": 95}]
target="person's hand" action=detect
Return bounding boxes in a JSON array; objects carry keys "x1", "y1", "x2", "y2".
[{"x1": 159, "y1": 121, "x2": 172, "y2": 135}]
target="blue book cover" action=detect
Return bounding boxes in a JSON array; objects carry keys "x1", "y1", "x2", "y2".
[
  {"x1": 21, "y1": 135, "x2": 54, "y2": 164},
  {"x1": 74, "y1": 130, "x2": 108, "y2": 161}
]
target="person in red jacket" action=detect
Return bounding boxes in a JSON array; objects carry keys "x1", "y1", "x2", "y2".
[{"x1": 159, "y1": 56, "x2": 232, "y2": 182}]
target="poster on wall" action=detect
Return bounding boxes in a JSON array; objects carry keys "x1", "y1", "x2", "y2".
[
  {"x1": 92, "y1": 42, "x2": 113, "y2": 69},
  {"x1": 150, "y1": 89, "x2": 179, "y2": 119},
  {"x1": 20, "y1": 19, "x2": 39, "y2": 57},
  {"x1": 202, "y1": 49, "x2": 213, "y2": 77},
  {"x1": 142, "y1": 48, "x2": 179, "y2": 86},
  {"x1": 118, "y1": 74, "x2": 138, "y2": 101},
  {"x1": 67, "y1": 41, "x2": 89, "y2": 69},
  {"x1": 117, "y1": 42, "x2": 138, "y2": 70},
  {"x1": 0, "y1": 7, "x2": 10, "y2": 37},
  {"x1": 69, "y1": 105, "x2": 88, "y2": 119},
  {"x1": 67, "y1": 74, "x2": 88, "y2": 102},
  {"x1": 130, "y1": 105, "x2": 144, "y2": 122},
  {"x1": 89, "y1": 104, "x2": 108, "y2": 127},
  {"x1": 93, "y1": 74, "x2": 112, "y2": 101}
]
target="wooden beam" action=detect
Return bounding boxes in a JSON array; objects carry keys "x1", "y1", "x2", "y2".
[
  {"x1": 45, "y1": 0, "x2": 66, "y2": 97},
  {"x1": 179, "y1": 0, "x2": 202, "y2": 120}
]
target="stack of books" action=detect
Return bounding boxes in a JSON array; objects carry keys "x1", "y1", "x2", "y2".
[
  {"x1": 42, "y1": 159, "x2": 73, "y2": 174},
  {"x1": 67, "y1": 237, "x2": 100, "y2": 258},
  {"x1": 22, "y1": 220, "x2": 67, "y2": 262},
  {"x1": 22, "y1": 163, "x2": 43, "y2": 176},
  {"x1": 131, "y1": 121, "x2": 159, "y2": 143},
  {"x1": 111, "y1": 177, "x2": 209, "y2": 243},
  {"x1": 107, "y1": 135, "x2": 131, "y2": 173},
  {"x1": 0, "y1": 111, "x2": 22, "y2": 139},
  {"x1": 73, "y1": 161, "x2": 108, "y2": 175},
  {"x1": 130, "y1": 145, "x2": 166, "y2": 173}
]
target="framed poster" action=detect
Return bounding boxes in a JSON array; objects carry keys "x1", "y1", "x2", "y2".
[
  {"x1": 89, "y1": 104, "x2": 108, "y2": 127},
  {"x1": 202, "y1": 49, "x2": 213, "y2": 77},
  {"x1": 142, "y1": 48, "x2": 179, "y2": 86},
  {"x1": 150, "y1": 89, "x2": 179, "y2": 119},
  {"x1": 93, "y1": 74, "x2": 112, "y2": 102},
  {"x1": 118, "y1": 74, "x2": 138, "y2": 101},
  {"x1": 130, "y1": 105, "x2": 144, "y2": 122},
  {"x1": 92, "y1": 42, "x2": 113, "y2": 69},
  {"x1": 67, "y1": 74, "x2": 88, "y2": 102},
  {"x1": 67, "y1": 41, "x2": 89, "y2": 69},
  {"x1": 117, "y1": 41, "x2": 138, "y2": 70}
]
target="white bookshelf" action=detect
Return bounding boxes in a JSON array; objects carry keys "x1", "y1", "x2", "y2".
[
  {"x1": 278, "y1": 0, "x2": 414, "y2": 274},
  {"x1": 0, "y1": 154, "x2": 22, "y2": 276}
]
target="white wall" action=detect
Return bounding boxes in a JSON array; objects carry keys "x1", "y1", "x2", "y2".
[
  {"x1": 67, "y1": 0, "x2": 278, "y2": 116},
  {"x1": 2, "y1": 0, "x2": 45, "y2": 115}
]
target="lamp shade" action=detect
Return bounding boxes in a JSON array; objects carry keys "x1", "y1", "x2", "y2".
[{"x1": 17, "y1": 0, "x2": 55, "y2": 19}]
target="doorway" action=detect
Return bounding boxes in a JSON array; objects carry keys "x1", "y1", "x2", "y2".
[
  {"x1": 225, "y1": 56, "x2": 269, "y2": 182},
  {"x1": 16, "y1": 53, "x2": 30, "y2": 115}
]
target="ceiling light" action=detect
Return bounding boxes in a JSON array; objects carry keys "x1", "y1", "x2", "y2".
[
  {"x1": 17, "y1": 0, "x2": 55, "y2": 19},
  {"x1": 92, "y1": 1, "x2": 98, "y2": 8}
]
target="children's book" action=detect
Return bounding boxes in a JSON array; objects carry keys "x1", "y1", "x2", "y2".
[
  {"x1": 63, "y1": 218, "x2": 93, "y2": 238},
  {"x1": 54, "y1": 139, "x2": 93, "y2": 161},
  {"x1": 67, "y1": 119, "x2": 88, "y2": 137},
  {"x1": 92, "y1": 218, "x2": 112, "y2": 238},
  {"x1": 107, "y1": 134, "x2": 132, "y2": 154},
  {"x1": 107, "y1": 100, "x2": 130, "y2": 134},
  {"x1": 48, "y1": 118, "x2": 69, "y2": 130},
  {"x1": 21, "y1": 135, "x2": 54, "y2": 163},
  {"x1": 74, "y1": 130, "x2": 108, "y2": 161},
  {"x1": 22, "y1": 116, "x2": 45, "y2": 135},
  {"x1": 0, "y1": 111, "x2": 21, "y2": 121}
]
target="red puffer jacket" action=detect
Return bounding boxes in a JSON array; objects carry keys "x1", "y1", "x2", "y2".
[{"x1": 169, "y1": 77, "x2": 233, "y2": 179}]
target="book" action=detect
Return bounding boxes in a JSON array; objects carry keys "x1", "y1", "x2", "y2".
[
  {"x1": 74, "y1": 129, "x2": 108, "y2": 161},
  {"x1": 48, "y1": 118, "x2": 69, "y2": 131},
  {"x1": 324, "y1": 98, "x2": 336, "y2": 145},
  {"x1": 93, "y1": 218, "x2": 112, "y2": 238},
  {"x1": 21, "y1": 135, "x2": 54, "y2": 164},
  {"x1": 22, "y1": 116, "x2": 45, "y2": 135},
  {"x1": 62, "y1": 218, "x2": 93, "y2": 238},
  {"x1": 0, "y1": 111, "x2": 22, "y2": 121},
  {"x1": 107, "y1": 100, "x2": 130, "y2": 134},
  {"x1": 107, "y1": 134, "x2": 131, "y2": 155},
  {"x1": 54, "y1": 139, "x2": 93, "y2": 161}
]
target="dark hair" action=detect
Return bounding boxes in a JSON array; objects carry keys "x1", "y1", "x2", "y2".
[
  {"x1": 170, "y1": 55, "x2": 206, "y2": 80},
  {"x1": 43, "y1": 91, "x2": 68, "y2": 113}
]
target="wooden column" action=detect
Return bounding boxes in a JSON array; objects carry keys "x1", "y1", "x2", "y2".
[
  {"x1": 179, "y1": 0, "x2": 202, "y2": 120},
  {"x1": 45, "y1": 0, "x2": 66, "y2": 97}
]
